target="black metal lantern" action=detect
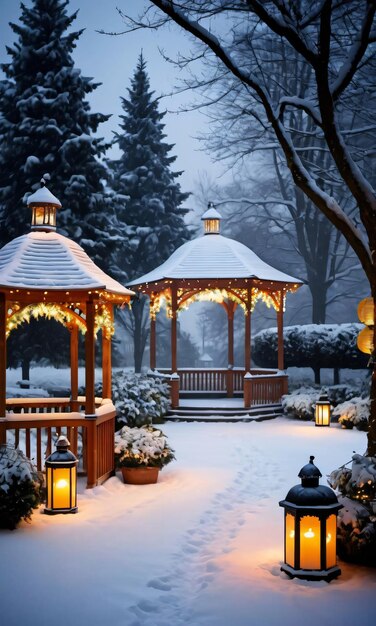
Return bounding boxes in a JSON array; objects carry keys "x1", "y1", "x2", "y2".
[
  {"x1": 315, "y1": 391, "x2": 331, "y2": 427},
  {"x1": 279, "y1": 456, "x2": 343, "y2": 581},
  {"x1": 44, "y1": 436, "x2": 78, "y2": 515}
]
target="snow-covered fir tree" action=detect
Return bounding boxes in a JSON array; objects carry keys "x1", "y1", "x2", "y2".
[
  {"x1": 0, "y1": 0, "x2": 122, "y2": 278},
  {"x1": 109, "y1": 52, "x2": 190, "y2": 279},
  {"x1": 109, "y1": 53, "x2": 190, "y2": 370}
]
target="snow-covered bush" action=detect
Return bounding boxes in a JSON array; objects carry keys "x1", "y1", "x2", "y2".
[
  {"x1": 282, "y1": 384, "x2": 361, "y2": 421},
  {"x1": 329, "y1": 454, "x2": 376, "y2": 565},
  {"x1": 332, "y1": 397, "x2": 370, "y2": 431},
  {"x1": 327, "y1": 384, "x2": 363, "y2": 405},
  {"x1": 282, "y1": 387, "x2": 318, "y2": 420},
  {"x1": 114, "y1": 425, "x2": 175, "y2": 469},
  {"x1": 0, "y1": 446, "x2": 44, "y2": 530},
  {"x1": 94, "y1": 371, "x2": 170, "y2": 427}
]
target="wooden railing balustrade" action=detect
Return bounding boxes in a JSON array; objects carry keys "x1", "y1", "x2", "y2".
[
  {"x1": 154, "y1": 368, "x2": 288, "y2": 407},
  {"x1": 1, "y1": 397, "x2": 116, "y2": 488}
]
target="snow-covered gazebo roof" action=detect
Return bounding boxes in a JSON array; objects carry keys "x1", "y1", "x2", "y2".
[
  {"x1": 128, "y1": 210, "x2": 301, "y2": 290},
  {"x1": 0, "y1": 231, "x2": 133, "y2": 302}
]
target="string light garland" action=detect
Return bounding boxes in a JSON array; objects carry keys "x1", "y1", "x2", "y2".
[
  {"x1": 6, "y1": 301, "x2": 115, "y2": 337},
  {"x1": 148, "y1": 284, "x2": 294, "y2": 318}
]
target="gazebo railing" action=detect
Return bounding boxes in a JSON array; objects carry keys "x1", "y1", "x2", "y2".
[
  {"x1": 1, "y1": 397, "x2": 116, "y2": 487},
  {"x1": 155, "y1": 367, "x2": 288, "y2": 406}
]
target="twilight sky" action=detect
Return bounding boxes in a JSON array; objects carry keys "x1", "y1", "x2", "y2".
[{"x1": 0, "y1": 0, "x2": 224, "y2": 199}]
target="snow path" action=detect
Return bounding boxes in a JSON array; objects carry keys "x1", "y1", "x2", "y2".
[
  {"x1": 129, "y1": 442, "x2": 277, "y2": 626},
  {"x1": 0, "y1": 419, "x2": 375, "y2": 626}
]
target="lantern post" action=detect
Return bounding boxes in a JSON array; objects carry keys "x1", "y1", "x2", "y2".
[
  {"x1": 44, "y1": 436, "x2": 78, "y2": 515},
  {"x1": 279, "y1": 456, "x2": 343, "y2": 581}
]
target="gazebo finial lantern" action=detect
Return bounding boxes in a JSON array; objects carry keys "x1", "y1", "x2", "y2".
[
  {"x1": 27, "y1": 177, "x2": 62, "y2": 232},
  {"x1": 202, "y1": 202, "x2": 222, "y2": 235}
]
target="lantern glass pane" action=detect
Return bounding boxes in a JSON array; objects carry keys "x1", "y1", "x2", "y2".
[
  {"x1": 316, "y1": 404, "x2": 330, "y2": 426},
  {"x1": 52, "y1": 467, "x2": 72, "y2": 509},
  {"x1": 326, "y1": 514, "x2": 337, "y2": 568},
  {"x1": 300, "y1": 515, "x2": 321, "y2": 570},
  {"x1": 205, "y1": 219, "x2": 219, "y2": 234},
  {"x1": 71, "y1": 466, "x2": 77, "y2": 508},
  {"x1": 33, "y1": 206, "x2": 45, "y2": 226},
  {"x1": 46, "y1": 467, "x2": 53, "y2": 509},
  {"x1": 285, "y1": 513, "x2": 295, "y2": 567}
]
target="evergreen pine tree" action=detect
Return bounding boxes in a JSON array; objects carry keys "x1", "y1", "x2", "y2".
[
  {"x1": 0, "y1": 0, "x2": 122, "y2": 278},
  {"x1": 109, "y1": 53, "x2": 189, "y2": 279},
  {"x1": 109, "y1": 53, "x2": 190, "y2": 371}
]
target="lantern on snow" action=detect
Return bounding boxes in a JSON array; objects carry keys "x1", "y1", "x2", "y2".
[
  {"x1": 315, "y1": 391, "x2": 331, "y2": 427},
  {"x1": 279, "y1": 456, "x2": 342, "y2": 581},
  {"x1": 44, "y1": 436, "x2": 78, "y2": 515}
]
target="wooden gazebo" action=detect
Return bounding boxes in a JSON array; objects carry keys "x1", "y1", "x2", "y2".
[
  {"x1": 128, "y1": 205, "x2": 302, "y2": 408},
  {"x1": 0, "y1": 182, "x2": 134, "y2": 487}
]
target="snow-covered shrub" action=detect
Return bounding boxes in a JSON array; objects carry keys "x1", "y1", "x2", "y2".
[
  {"x1": 332, "y1": 397, "x2": 370, "y2": 431},
  {"x1": 282, "y1": 385, "x2": 362, "y2": 421},
  {"x1": 329, "y1": 454, "x2": 376, "y2": 565},
  {"x1": 95, "y1": 371, "x2": 170, "y2": 427},
  {"x1": 0, "y1": 446, "x2": 44, "y2": 530},
  {"x1": 282, "y1": 387, "x2": 318, "y2": 420},
  {"x1": 114, "y1": 425, "x2": 175, "y2": 469},
  {"x1": 327, "y1": 384, "x2": 362, "y2": 406}
]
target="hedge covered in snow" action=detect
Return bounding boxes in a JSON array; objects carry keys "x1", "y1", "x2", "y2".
[
  {"x1": 329, "y1": 454, "x2": 376, "y2": 565},
  {"x1": 252, "y1": 323, "x2": 367, "y2": 381},
  {"x1": 0, "y1": 446, "x2": 44, "y2": 530},
  {"x1": 95, "y1": 371, "x2": 170, "y2": 427}
]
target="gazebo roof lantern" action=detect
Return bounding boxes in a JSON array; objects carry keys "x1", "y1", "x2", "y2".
[
  {"x1": 201, "y1": 202, "x2": 222, "y2": 235},
  {"x1": 27, "y1": 177, "x2": 61, "y2": 233}
]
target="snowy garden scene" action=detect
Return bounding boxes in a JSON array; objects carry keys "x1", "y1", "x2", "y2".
[{"x1": 0, "y1": 1, "x2": 376, "y2": 626}]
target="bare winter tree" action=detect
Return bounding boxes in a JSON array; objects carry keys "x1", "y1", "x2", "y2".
[{"x1": 120, "y1": 0, "x2": 376, "y2": 454}]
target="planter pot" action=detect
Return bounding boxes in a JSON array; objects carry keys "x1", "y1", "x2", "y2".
[{"x1": 121, "y1": 466, "x2": 159, "y2": 485}]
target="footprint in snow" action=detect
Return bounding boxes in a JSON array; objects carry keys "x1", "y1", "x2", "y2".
[{"x1": 147, "y1": 578, "x2": 172, "y2": 592}]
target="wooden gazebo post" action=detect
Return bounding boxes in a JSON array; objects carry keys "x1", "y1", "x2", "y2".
[
  {"x1": 69, "y1": 324, "x2": 79, "y2": 410},
  {"x1": 245, "y1": 287, "x2": 252, "y2": 372},
  {"x1": 226, "y1": 300, "x2": 236, "y2": 397},
  {"x1": 85, "y1": 296, "x2": 96, "y2": 417},
  {"x1": 277, "y1": 290, "x2": 284, "y2": 371},
  {"x1": 171, "y1": 286, "x2": 178, "y2": 373},
  {"x1": 150, "y1": 293, "x2": 156, "y2": 370},
  {"x1": 0, "y1": 292, "x2": 6, "y2": 444},
  {"x1": 102, "y1": 323, "x2": 112, "y2": 399}
]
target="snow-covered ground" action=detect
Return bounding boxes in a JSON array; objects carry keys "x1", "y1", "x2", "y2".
[{"x1": 0, "y1": 417, "x2": 374, "y2": 626}]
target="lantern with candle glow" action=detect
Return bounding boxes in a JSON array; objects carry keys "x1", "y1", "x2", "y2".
[
  {"x1": 44, "y1": 436, "x2": 78, "y2": 515},
  {"x1": 315, "y1": 391, "x2": 331, "y2": 427},
  {"x1": 279, "y1": 456, "x2": 343, "y2": 581},
  {"x1": 27, "y1": 177, "x2": 61, "y2": 232}
]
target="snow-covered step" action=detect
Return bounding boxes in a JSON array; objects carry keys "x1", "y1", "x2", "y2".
[{"x1": 165, "y1": 403, "x2": 282, "y2": 422}]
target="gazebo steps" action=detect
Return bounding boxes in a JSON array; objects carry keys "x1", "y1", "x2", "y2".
[{"x1": 165, "y1": 403, "x2": 282, "y2": 422}]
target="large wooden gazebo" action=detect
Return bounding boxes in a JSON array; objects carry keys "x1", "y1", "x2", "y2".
[
  {"x1": 0, "y1": 182, "x2": 134, "y2": 486},
  {"x1": 128, "y1": 206, "x2": 302, "y2": 408}
]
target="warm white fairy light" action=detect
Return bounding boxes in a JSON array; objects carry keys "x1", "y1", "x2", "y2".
[{"x1": 6, "y1": 301, "x2": 114, "y2": 337}]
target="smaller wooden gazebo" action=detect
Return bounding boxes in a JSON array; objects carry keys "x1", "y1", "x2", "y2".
[
  {"x1": 128, "y1": 205, "x2": 302, "y2": 408},
  {"x1": 0, "y1": 182, "x2": 134, "y2": 486}
]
